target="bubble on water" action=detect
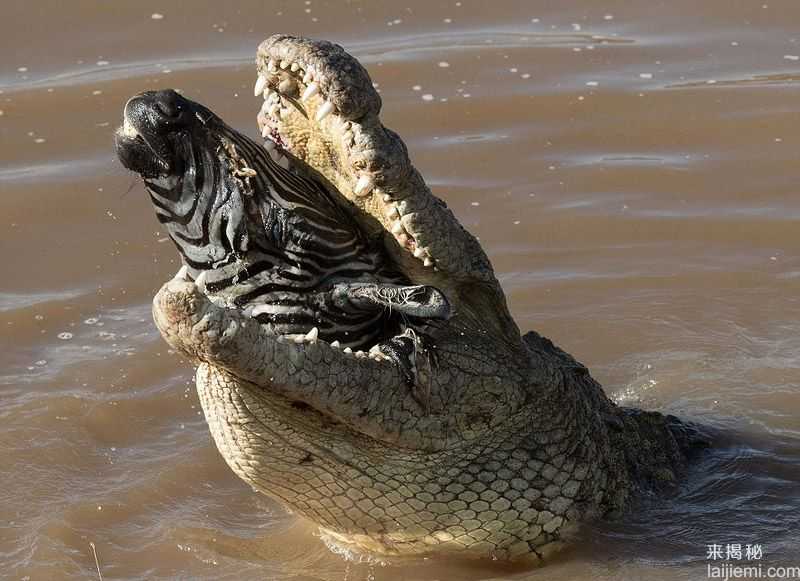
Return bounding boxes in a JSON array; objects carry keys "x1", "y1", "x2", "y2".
[
  {"x1": 412, "y1": 85, "x2": 421, "y2": 91},
  {"x1": 604, "y1": 14, "x2": 614, "y2": 20},
  {"x1": 96, "y1": 60, "x2": 109, "y2": 66},
  {"x1": 438, "y1": 61, "x2": 450, "y2": 68},
  {"x1": 421, "y1": 94, "x2": 434, "y2": 101},
  {"x1": 17, "y1": 66, "x2": 28, "y2": 73},
  {"x1": 151, "y1": 12, "x2": 164, "y2": 20},
  {"x1": 784, "y1": 54, "x2": 799, "y2": 61},
  {"x1": 586, "y1": 81, "x2": 599, "y2": 87},
  {"x1": 84, "y1": 317, "x2": 99, "y2": 325},
  {"x1": 639, "y1": 73, "x2": 654, "y2": 79},
  {"x1": 57, "y1": 332, "x2": 73, "y2": 340},
  {"x1": 34, "y1": 314, "x2": 44, "y2": 321},
  {"x1": 35, "y1": 360, "x2": 47, "y2": 366}
]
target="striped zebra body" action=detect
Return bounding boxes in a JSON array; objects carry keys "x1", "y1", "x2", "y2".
[{"x1": 145, "y1": 121, "x2": 399, "y2": 349}]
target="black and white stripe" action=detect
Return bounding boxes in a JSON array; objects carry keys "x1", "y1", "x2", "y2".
[{"x1": 146, "y1": 120, "x2": 399, "y2": 348}]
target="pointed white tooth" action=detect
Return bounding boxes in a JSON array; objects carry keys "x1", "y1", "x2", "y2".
[
  {"x1": 354, "y1": 174, "x2": 374, "y2": 197},
  {"x1": 343, "y1": 130, "x2": 353, "y2": 143},
  {"x1": 278, "y1": 156, "x2": 290, "y2": 169},
  {"x1": 278, "y1": 78, "x2": 295, "y2": 93},
  {"x1": 261, "y1": 124, "x2": 271, "y2": 138},
  {"x1": 195, "y1": 271, "x2": 208, "y2": 293},
  {"x1": 391, "y1": 221, "x2": 404, "y2": 235},
  {"x1": 315, "y1": 100, "x2": 334, "y2": 121},
  {"x1": 369, "y1": 344, "x2": 382, "y2": 355},
  {"x1": 305, "y1": 327, "x2": 319, "y2": 342},
  {"x1": 301, "y1": 82, "x2": 319, "y2": 102},
  {"x1": 293, "y1": 334, "x2": 306, "y2": 344},
  {"x1": 330, "y1": 340, "x2": 341, "y2": 348},
  {"x1": 173, "y1": 265, "x2": 189, "y2": 281},
  {"x1": 254, "y1": 75, "x2": 268, "y2": 97},
  {"x1": 344, "y1": 347, "x2": 353, "y2": 354},
  {"x1": 355, "y1": 350, "x2": 366, "y2": 358},
  {"x1": 290, "y1": 62, "x2": 300, "y2": 72},
  {"x1": 382, "y1": 194, "x2": 392, "y2": 203},
  {"x1": 423, "y1": 257, "x2": 434, "y2": 267},
  {"x1": 259, "y1": 99, "x2": 271, "y2": 116},
  {"x1": 264, "y1": 139, "x2": 276, "y2": 152},
  {"x1": 280, "y1": 60, "x2": 290, "y2": 69},
  {"x1": 386, "y1": 206, "x2": 399, "y2": 219},
  {"x1": 267, "y1": 59, "x2": 277, "y2": 72},
  {"x1": 413, "y1": 247, "x2": 425, "y2": 258}
]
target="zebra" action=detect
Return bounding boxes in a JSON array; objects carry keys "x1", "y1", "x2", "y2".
[{"x1": 115, "y1": 89, "x2": 449, "y2": 366}]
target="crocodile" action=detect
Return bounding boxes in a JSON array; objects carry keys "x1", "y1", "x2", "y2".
[{"x1": 115, "y1": 34, "x2": 705, "y2": 562}]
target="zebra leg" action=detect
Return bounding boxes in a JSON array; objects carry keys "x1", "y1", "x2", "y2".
[{"x1": 329, "y1": 282, "x2": 451, "y2": 320}]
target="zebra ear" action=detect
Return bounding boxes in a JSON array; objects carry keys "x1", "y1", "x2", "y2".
[{"x1": 331, "y1": 283, "x2": 451, "y2": 320}]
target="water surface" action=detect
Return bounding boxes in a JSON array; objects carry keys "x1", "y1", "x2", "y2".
[{"x1": 2, "y1": 1, "x2": 800, "y2": 579}]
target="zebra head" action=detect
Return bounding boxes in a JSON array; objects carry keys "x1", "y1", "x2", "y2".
[{"x1": 116, "y1": 89, "x2": 450, "y2": 361}]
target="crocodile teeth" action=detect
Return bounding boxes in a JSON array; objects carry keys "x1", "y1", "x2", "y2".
[
  {"x1": 315, "y1": 101, "x2": 334, "y2": 121},
  {"x1": 391, "y1": 221, "x2": 404, "y2": 235},
  {"x1": 330, "y1": 340, "x2": 341, "y2": 348},
  {"x1": 343, "y1": 347, "x2": 353, "y2": 354},
  {"x1": 259, "y1": 99, "x2": 271, "y2": 116},
  {"x1": 423, "y1": 257, "x2": 434, "y2": 267},
  {"x1": 355, "y1": 350, "x2": 366, "y2": 358},
  {"x1": 173, "y1": 265, "x2": 189, "y2": 281},
  {"x1": 293, "y1": 334, "x2": 306, "y2": 344},
  {"x1": 386, "y1": 206, "x2": 399, "y2": 219},
  {"x1": 194, "y1": 271, "x2": 208, "y2": 293},
  {"x1": 278, "y1": 78, "x2": 295, "y2": 94},
  {"x1": 302, "y1": 82, "x2": 319, "y2": 102},
  {"x1": 382, "y1": 194, "x2": 392, "y2": 203},
  {"x1": 413, "y1": 247, "x2": 426, "y2": 258},
  {"x1": 354, "y1": 174, "x2": 374, "y2": 197},
  {"x1": 261, "y1": 124, "x2": 271, "y2": 138},
  {"x1": 305, "y1": 327, "x2": 319, "y2": 342},
  {"x1": 290, "y1": 62, "x2": 300, "y2": 72},
  {"x1": 280, "y1": 60, "x2": 290, "y2": 69},
  {"x1": 254, "y1": 75, "x2": 268, "y2": 97},
  {"x1": 267, "y1": 59, "x2": 277, "y2": 72}
]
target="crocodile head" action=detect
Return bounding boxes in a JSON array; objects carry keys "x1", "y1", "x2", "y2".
[{"x1": 115, "y1": 35, "x2": 695, "y2": 562}]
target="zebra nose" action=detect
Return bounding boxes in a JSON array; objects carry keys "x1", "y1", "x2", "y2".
[
  {"x1": 124, "y1": 89, "x2": 187, "y2": 132},
  {"x1": 152, "y1": 89, "x2": 184, "y2": 119}
]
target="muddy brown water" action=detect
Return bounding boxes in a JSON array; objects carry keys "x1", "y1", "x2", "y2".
[{"x1": 3, "y1": 1, "x2": 800, "y2": 579}]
